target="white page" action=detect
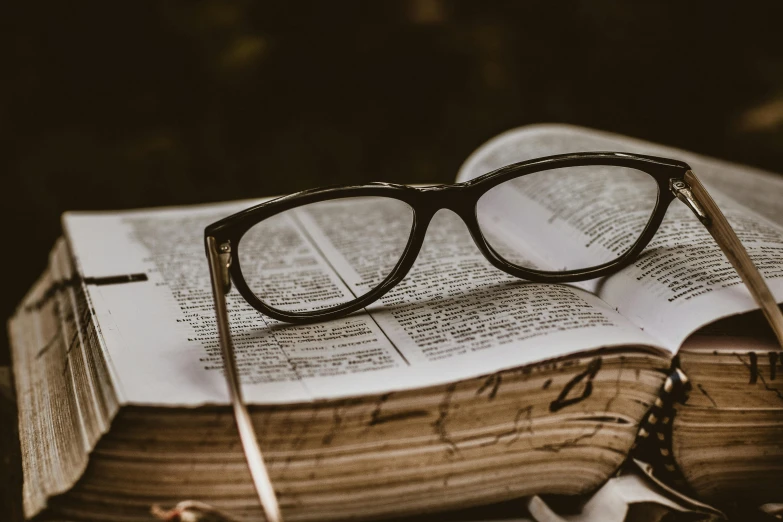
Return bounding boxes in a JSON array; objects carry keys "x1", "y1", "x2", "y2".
[
  {"x1": 65, "y1": 202, "x2": 403, "y2": 405},
  {"x1": 457, "y1": 124, "x2": 783, "y2": 349},
  {"x1": 289, "y1": 206, "x2": 661, "y2": 367},
  {"x1": 64, "y1": 199, "x2": 661, "y2": 406},
  {"x1": 457, "y1": 124, "x2": 783, "y2": 227}
]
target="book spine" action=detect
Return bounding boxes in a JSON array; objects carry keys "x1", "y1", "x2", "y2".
[{"x1": 631, "y1": 366, "x2": 693, "y2": 494}]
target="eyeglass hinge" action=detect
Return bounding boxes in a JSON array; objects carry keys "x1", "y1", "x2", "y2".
[
  {"x1": 670, "y1": 178, "x2": 711, "y2": 226},
  {"x1": 218, "y1": 241, "x2": 233, "y2": 294}
]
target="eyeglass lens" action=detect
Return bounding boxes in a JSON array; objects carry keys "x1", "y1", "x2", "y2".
[
  {"x1": 238, "y1": 196, "x2": 414, "y2": 313},
  {"x1": 476, "y1": 166, "x2": 658, "y2": 271}
]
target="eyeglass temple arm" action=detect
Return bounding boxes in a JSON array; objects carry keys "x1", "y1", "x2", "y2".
[
  {"x1": 674, "y1": 171, "x2": 783, "y2": 348},
  {"x1": 206, "y1": 236, "x2": 285, "y2": 522}
]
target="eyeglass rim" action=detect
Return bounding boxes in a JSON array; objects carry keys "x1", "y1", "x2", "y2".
[{"x1": 205, "y1": 151, "x2": 691, "y2": 324}]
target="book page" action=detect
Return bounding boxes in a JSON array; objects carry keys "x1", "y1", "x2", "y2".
[
  {"x1": 63, "y1": 199, "x2": 660, "y2": 406},
  {"x1": 457, "y1": 124, "x2": 783, "y2": 349}
]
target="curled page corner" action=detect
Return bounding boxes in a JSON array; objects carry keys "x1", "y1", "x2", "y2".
[{"x1": 524, "y1": 460, "x2": 725, "y2": 522}]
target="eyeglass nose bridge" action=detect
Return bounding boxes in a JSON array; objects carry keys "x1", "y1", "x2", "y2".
[
  {"x1": 411, "y1": 184, "x2": 494, "y2": 259},
  {"x1": 415, "y1": 183, "x2": 476, "y2": 215}
]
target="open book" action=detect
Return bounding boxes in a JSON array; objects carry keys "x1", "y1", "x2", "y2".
[{"x1": 9, "y1": 124, "x2": 783, "y2": 521}]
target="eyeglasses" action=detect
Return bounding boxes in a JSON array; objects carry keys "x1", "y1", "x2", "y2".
[{"x1": 203, "y1": 151, "x2": 783, "y2": 522}]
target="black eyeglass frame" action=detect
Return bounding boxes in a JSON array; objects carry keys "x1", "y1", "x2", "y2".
[
  {"x1": 203, "y1": 150, "x2": 783, "y2": 522},
  {"x1": 205, "y1": 151, "x2": 690, "y2": 324}
]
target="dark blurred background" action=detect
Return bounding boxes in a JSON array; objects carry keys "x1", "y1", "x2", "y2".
[{"x1": 4, "y1": 0, "x2": 783, "y2": 365}]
